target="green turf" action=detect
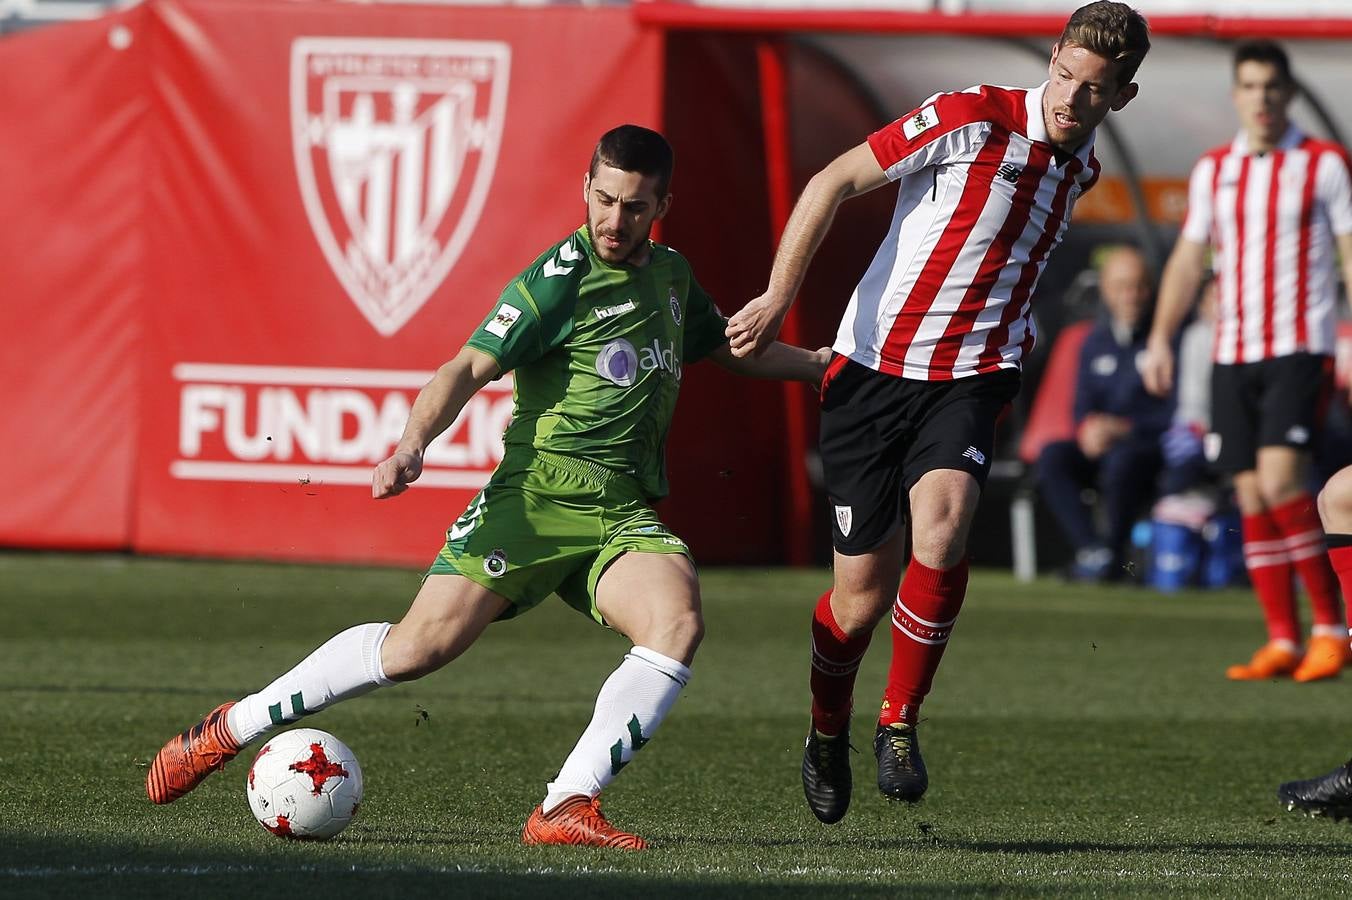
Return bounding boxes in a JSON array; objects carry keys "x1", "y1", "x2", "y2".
[{"x1": 3, "y1": 551, "x2": 1352, "y2": 898}]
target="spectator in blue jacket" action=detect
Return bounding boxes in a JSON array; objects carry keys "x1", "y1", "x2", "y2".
[{"x1": 1037, "y1": 245, "x2": 1176, "y2": 581}]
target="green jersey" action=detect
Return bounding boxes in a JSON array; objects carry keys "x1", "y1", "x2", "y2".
[{"x1": 465, "y1": 225, "x2": 728, "y2": 499}]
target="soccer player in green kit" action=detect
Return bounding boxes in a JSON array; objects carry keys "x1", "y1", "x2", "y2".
[{"x1": 145, "y1": 125, "x2": 827, "y2": 849}]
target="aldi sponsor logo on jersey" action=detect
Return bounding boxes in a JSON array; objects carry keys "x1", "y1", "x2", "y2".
[
  {"x1": 595, "y1": 338, "x2": 682, "y2": 387},
  {"x1": 169, "y1": 363, "x2": 513, "y2": 488},
  {"x1": 291, "y1": 37, "x2": 511, "y2": 336}
]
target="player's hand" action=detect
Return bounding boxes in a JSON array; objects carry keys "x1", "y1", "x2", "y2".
[
  {"x1": 1077, "y1": 414, "x2": 1129, "y2": 459},
  {"x1": 726, "y1": 293, "x2": 789, "y2": 359},
  {"x1": 1140, "y1": 338, "x2": 1174, "y2": 397},
  {"x1": 372, "y1": 450, "x2": 423, "y2": 499},
  {"x1": 812, "y1": 347, "x2": 833, "y2": 387}
]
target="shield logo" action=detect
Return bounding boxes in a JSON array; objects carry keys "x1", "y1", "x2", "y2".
[
  {"x1": 291, "y1": 38, "x2": 511, "y2": 336},
  {"x1": 834, "y1": 505, "x2": 853, "y2": 538}
]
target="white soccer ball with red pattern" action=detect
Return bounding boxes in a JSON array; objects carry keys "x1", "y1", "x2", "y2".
[{"x1": 245, "y1": 728, "x2": 363, "y2": 840}]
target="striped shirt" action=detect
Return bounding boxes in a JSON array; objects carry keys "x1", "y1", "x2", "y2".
[
  {"x1": 833, "y1": 82, "x2": 1100, "y2": 381},
  {"x1": 1181, "y1": 125, "x2": 1352, "y2": 364}
]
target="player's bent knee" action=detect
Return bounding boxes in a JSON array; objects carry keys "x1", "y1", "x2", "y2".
[
  {"x1": 1319, "y1": 468, "x2": 1352, "y2": 531},
  {"x1": 829, "y1": 590, "x2": 891, "y2": 634},
  {"x1": 636, "y1": 608, "x2": 704, "y2": 665}
]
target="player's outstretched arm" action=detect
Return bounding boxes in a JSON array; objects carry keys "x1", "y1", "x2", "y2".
[
  {"x1": 1142, "y1": 237, "x2": 1208, "y2": 397},
  {"x1": 707, "y1": 341, "x2": 832, "y2": 386},
  {"x1": 372, "y1": 347, "x2": 501, "y2": 499},
  {"x1": 726, "y1": 143, "x2": 888, "y2": 359}
]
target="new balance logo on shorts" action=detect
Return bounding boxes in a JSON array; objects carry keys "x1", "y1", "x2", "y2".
[{"x1": 961, "y1": 446, "x2": 986, "y2": 466}]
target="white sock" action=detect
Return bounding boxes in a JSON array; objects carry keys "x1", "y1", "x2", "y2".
[
  {"x1": 543, "y1": 646, "x2": 691, "y2": 814},
  {"x1": 226, "y1": 622, "x2": 395, "y2": 745}
]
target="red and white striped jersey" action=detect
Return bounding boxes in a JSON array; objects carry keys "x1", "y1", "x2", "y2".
[
  {"x1": 1181, "y1": 125, "x2": 1352, "y2": 364},
  {"x1": 833, "y1": 83, "x2": 1100, "y2": 381}
]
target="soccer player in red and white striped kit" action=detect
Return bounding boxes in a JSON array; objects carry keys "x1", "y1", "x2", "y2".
[
  {"x1": 726, "y1": 1, "x2": 1150, "y2": 823},
  {"x1": 1143, "y1": 41, "x2": 1352, "y2": 684}
]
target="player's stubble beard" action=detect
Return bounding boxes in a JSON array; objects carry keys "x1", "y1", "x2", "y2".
[{"x1": 590, "y1": 221, "x2": 654, "y2": 267}]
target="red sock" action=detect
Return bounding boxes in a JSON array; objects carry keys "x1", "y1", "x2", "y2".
[
  {"x1": 1328, "y1": 541, "x2": 1352, "y2": 618},
  {"x1": 1242, "y1": 510, "x2": 1300, "y2": 643},
  {"x1": 1271, "y1": 494, "x2": 1344, "y2": 628},
  {"x1": 880, "y1": 558, "x2": 968, "y2": 727},
  {"x1": 809, "y1": 591, "x2": 872, "y2": 736}
]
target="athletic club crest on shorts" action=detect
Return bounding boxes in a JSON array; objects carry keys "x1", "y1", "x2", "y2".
[
  {"x1": 834, "y1": 505, "x2": 853, "y2": 537},
  {"x1": 291, "y1": 37, "x2": 511, "y2": 336},
  {"x1": 669, "y1": 286, "x2": 682, "y2": 325},
  {"x1": 483, "y1": 549, "x2": 508, "y2": 577}
]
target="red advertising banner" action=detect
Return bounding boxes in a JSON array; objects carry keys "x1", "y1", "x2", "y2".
[
  {"x1": 129, "y1": 1, "x2": 662, "y2": 565},
  {"x1": 0, "y1": 7, "x2": 149, "y2": 549}
]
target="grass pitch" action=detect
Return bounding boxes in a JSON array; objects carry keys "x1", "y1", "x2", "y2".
[{"x1": 3, "y1": 551, "x2": 1352, "y2": 898}]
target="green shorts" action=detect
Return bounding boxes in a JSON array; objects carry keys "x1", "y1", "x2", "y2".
[{"x1": 427, "y1": 447, "x2": 693, "y2": 623}]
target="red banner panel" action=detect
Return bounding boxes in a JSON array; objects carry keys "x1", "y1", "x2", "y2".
[
  {"x1": 127, "y1": 1, "x2": 662, "y2": 565},
  {"x1": 0, "y1": 7, "x2": 148, "y2": 549}
]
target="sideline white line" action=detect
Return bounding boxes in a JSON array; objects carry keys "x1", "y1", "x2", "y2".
[{"x1": 3, "y1": 862, "x2": 621, "y2": 878}]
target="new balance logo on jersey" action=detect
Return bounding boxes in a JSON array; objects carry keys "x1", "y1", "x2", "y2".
[
  {"x1": 1287, "y1": 425, "x2": 1311, "y2": 445},
  {"x1": 961, "y1": 446, "x2": 986, "y2": 466},
  {"x1": 997, "y1": 163, "x2": 1023, "y2": 184}
]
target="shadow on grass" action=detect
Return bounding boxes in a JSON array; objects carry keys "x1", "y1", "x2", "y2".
[
  {"x1": 658, "y1": 830, "x2": 1352, "y2": 858},
  {"x1": 0, "y1": 831, "x2": 1107, "y2": 900}
]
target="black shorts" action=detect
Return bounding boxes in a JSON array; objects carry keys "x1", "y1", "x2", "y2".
[
  {"x1": 818, "y1": 356, "x2": 1020, "y2": 556},
  {"x1": 1207, "y1": 353, "x2": 1333, "y2": 474}
]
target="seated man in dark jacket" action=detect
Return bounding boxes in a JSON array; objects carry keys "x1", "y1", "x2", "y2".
[{"x1": 1037, "y1": 245, "x2": 1176, "y2": 582}]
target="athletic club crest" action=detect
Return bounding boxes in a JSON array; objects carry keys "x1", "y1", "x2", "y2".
[{"x1": 291, "y1": 37, "x2": 511, "y2": 336}]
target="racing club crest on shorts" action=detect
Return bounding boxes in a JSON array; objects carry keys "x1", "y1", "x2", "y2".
[{"x1": 483, "y1": 549, "x2": 508, "y2": 577}]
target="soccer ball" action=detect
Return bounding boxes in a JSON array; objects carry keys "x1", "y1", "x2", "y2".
[{"x1": 245, "y1": 728, "x2": 363, "y2": 840}]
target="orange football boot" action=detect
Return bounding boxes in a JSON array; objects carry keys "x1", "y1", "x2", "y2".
[
  {"x1": 146, "y1": 701, "x2": 241, "y2": 804},
  {"x1": 1226, "y1": 642, "x2": 1301, "y2": 680},
  {"x1": 1293, "y1": 635, "x2": 1350, "y2": 683},
  {"x1": 521, "y1": 795, "x2": 647, "y2": 850}
]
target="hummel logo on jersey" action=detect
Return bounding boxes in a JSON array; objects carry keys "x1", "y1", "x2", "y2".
[
  {"x1": 543, "y1": 241, "x2": 582, "y2": 278},
  {"x1": 902, "y1": 104, "x2": 939, "y2": 141},
  {"x1": 961, "y1": 446, "x2": 986, "y2": 466},
  {"x1": 595, "y1": 300, "x2": 637, "y2": 321},
  {"x1": 484, "y1": 303, "x2": 521, "y2": 338},
  {"x1": 997, "y1": 163, "x2": 1023, "y2": 184}
]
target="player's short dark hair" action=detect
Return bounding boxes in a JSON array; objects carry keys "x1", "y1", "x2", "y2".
[
  {"x1": 1059, "y1": 1, "x2": 1152, "y2": 87},
  {"x1": 1232, "y1": 40, "x2": 1293, "y2": 84},
  {"x1": 590, "y1": 125, "x2": 675, "y2": 198}
]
